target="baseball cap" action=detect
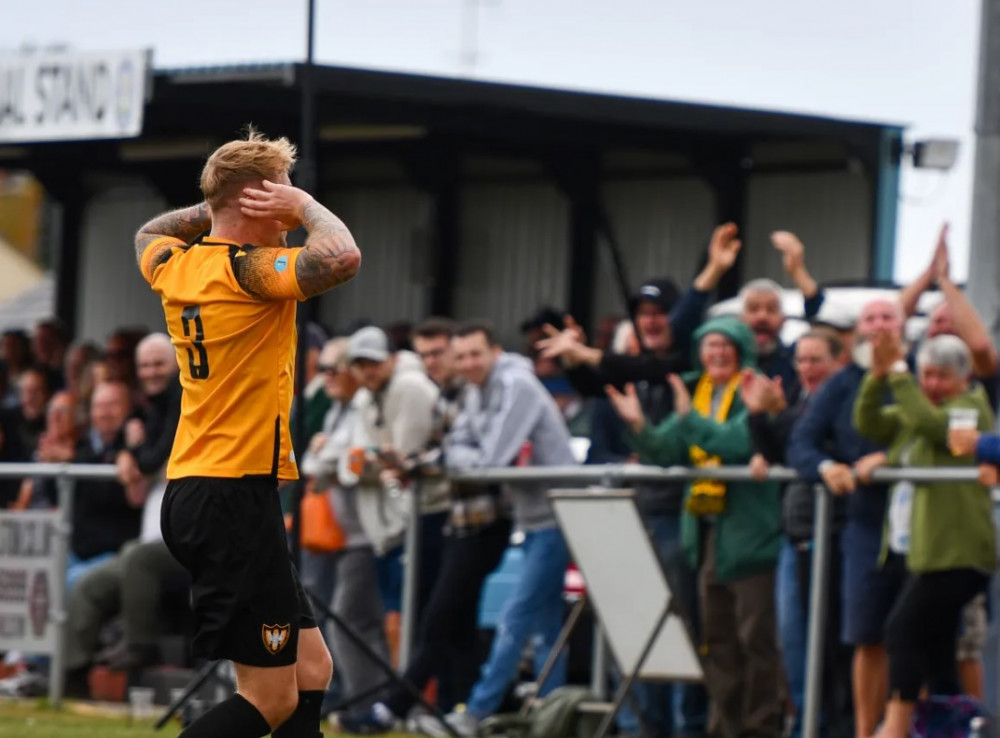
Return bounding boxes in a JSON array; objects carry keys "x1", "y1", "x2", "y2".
[
  {"x1": 629, "y1": 278, "x2": 680, "y2": 316},
  {"x1": 811, "y1": 301, "x2": 857, "y2": 332},
  {"x1": 348, "y1": 326, "x2": 391, "y2": 363}
]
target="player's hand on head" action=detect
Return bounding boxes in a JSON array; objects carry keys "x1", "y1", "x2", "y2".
[{"x1": 239, "y1": 179, "x2": 314, "y2": 230}]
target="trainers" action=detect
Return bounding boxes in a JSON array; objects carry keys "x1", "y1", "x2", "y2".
[
  {"x1": 447, "y1": 709, "x2": 481, "y2": 737},
  {"x1": 338, "y1": 703, "x2": 395, "y2": 735},
  {"x1": 414, "y1": 708, "x2": 481, "y2": 737},
  {"x1": 412, "y1": 713, "x2": 452, "y2": 737}
]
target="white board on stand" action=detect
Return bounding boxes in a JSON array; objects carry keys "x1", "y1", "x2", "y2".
[{"x1": 551, "y1": 489, "x2": 703, "y2": 682}]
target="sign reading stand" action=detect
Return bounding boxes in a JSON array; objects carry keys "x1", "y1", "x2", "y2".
[{"x1": 0, "y1": 49, "x2": 150, "y2": 143}]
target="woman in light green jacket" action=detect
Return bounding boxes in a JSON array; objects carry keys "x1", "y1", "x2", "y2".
[{"x1": 853, "y1": 333, "x2": 995, "y2": 738}]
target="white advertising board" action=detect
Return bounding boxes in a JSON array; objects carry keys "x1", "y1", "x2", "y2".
[
  {"x1": 0, "y1": 49, "x2": 150, "y2": 143},
  {"x1": 551, "y1": 490, "x2": 704, "y2": 682},
  {"x1": 0, "y1": 510, "x2": 61, "y2": 654}
]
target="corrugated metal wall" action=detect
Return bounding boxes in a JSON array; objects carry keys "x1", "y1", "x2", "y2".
[
  {"x1": 593, "y1": 178, "x2": 716, "y2": 321},
  {"x1": 454, "y1": 182, "x2": 569, "y2": 347},
  {"x1": 315, "y1": 186, "x2": 430, "y2": 332},
  {"x1": 72, "y1": 169, "x2": 874, "y2": 345},
  {"x1": 743, "y1": 170, "x2": 872, "y2": 285},
  {"x1": 77, "y1": 181, "x2": 168, "y2": 342}
]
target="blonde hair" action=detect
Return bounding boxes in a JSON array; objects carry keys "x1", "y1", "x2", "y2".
[
  {"x1": 200, "y1": 126, "x2": 297, "y2": 209},
  {"x1": 320, "y1": 338, "x2": 351, "y2": 371}
]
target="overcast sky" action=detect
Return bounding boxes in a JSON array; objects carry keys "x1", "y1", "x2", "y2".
[{"x1": 3, "y1": 0, "x2": 982, "y2": 281}]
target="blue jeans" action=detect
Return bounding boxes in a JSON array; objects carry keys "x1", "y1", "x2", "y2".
[
  {"x1": 376, "y1": 545, "x2": 404, "y2": 613},
  {"x1": 66, "y1": 551, "x2": 116, "y2": 593},
  {"x1": 617, "y1": 513, "x2": 708, "y2": 737},
  {"x1": 466, "y1": 527, "x2": 569, "y2": 719},
  {"x1": 777, "y1": 538, "x2": 807, "y2": 738}
]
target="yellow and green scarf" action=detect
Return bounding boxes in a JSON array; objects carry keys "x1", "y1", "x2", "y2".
[{"x1": 685, "y1": 373, "x2": 742, "y2": 516}]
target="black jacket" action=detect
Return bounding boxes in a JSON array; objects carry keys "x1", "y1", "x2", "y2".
[
  {"x1": 750, "y1": 392, "x2": 846, "y2": 541},
  {"x1": 0, "y1": 407, "x2": 44, "y2": 507},
  {"x1": 132, "y1": 377, "x2": 182, "y2": 476},
  {"x1": 71, "y1": 431, "x2": 141, "y2": 560}
]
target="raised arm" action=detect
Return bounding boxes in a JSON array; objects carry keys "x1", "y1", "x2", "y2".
[
  {"x1": 295, "y1": 199, "x2": 362, "y2": 298},
  {"x1": 239, "y1": 180, "x2": 361, "y2": 298},
  {"x1": 899, "y1": 223, "x2": 948, "y2": 318},
  {"x1": 134, "y1": 202, "x2": 212, "y2": 265},
  {"x1": 937, "y1": 273, "x2": 1000, "y2": 377},
  {"x1": 692, "y1": 222, "x2": 742, "y2": 293},
  {"x1": 771, "y1": 231, "x2": 819, "y2": 302}
]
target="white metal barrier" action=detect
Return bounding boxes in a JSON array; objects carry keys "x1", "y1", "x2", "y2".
[
  {"x1": 0, "y1": 463, "x2": 116, "y2": 706},
  {"x1": 442, "y1": 464, "x2": 986, "y2": 738},
  {"x1": 0, "y1": 460, "x2": 988, "y2": 731}
]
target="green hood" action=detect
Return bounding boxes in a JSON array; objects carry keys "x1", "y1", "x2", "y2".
[{"x1": 689, "y1": 315, "x2": 758, "y2": 376}]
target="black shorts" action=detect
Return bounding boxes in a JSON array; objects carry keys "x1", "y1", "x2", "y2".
[{"x1": 161, "y1": 476, "x2": 316, "y2": 667}]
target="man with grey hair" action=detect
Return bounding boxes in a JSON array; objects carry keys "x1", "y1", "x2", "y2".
[
  {"x1": 63, "y1": 333, "x2": 187, "y2": 695},
  {"x1": 741, "y1": 231, "x2": 825, "y2": 403}
]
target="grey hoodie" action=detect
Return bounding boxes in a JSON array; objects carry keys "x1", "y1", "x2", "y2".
[
  {"x1": 339, "y1": 351, "x2": 450, "y2": 554},
  {"x1": 445, "y1": 353, "x2": 576, "y2": 530}
]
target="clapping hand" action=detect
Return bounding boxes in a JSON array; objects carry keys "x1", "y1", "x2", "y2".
[
  {"x1": 871, "y1": 330, "x2": 904, "y2": 378},
  {"x1": 932, "y1": 223, "x2": 951, "y2": 284},
  {"x1": 125, "y1": 418, "x2": 146, "y2": 449},
  {"x1": 709, "y1": 223, "x2": 742, "y2": 272},
  {"x1": 771, "y1": 231, "x2": 805, "y2": 277},
  {"x1": 741, "y1": 370, "x2": 786, "y2": 415},
  {"x1": 667, "y1": 374, "x2": 692, "y2": 418},
  {"x1": 605, "y1": 383, "x2": 646, "y2": 433}
]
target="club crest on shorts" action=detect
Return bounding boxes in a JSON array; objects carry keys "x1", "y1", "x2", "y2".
[{"x1": 262, "y1": 624, "x2": 291, "y2": 655}]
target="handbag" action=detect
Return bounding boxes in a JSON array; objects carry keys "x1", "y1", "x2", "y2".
[{"x1": 300, "y1": 485, "x2": 346, "y2": 553}]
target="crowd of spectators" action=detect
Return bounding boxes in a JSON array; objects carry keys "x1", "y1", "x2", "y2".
[{"x1": 0, "y1": 222, "x2": 998, "y2": 738}]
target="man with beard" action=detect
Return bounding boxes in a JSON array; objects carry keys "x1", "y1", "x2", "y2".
[
  {"x1": 739, "y1": 231, "x2": 824, "y2": 404},
  {"x1": 787, "y1": 299, "x2": 908, "y2": 738}
]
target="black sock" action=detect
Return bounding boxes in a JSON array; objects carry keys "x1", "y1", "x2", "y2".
[
  {"x1": 272, "y1": 690, "x2": 325, "y2": 738},
  {"x1": 180, "y1": 694, "x2": 271, "y2": 738}
]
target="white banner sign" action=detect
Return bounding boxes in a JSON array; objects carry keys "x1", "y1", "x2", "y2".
[
  {"x1": 0, "y1": 511, "x2": 61, "y2": 654},
  {"x1": 0, "y1": 49, "x2": 149, "y2": 143}
]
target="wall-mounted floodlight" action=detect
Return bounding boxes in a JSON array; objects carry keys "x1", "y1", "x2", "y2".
[{"x1": 908, "y1": 139, "x2": 960, "y2": 171}]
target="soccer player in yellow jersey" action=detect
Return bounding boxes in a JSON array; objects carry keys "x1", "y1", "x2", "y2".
[{"x1": 135, "y1": 129, "x2": 360, "y2": 738}]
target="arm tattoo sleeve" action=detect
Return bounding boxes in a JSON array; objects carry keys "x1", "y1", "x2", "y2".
[
  {"x1": 295, "y1": 199, "x2": 361, "y2": 298},
  {"x1": 134, "y1": 202, "x2": 212, "y2": 264}
]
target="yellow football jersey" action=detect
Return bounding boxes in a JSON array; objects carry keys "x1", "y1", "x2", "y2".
[{"x1": 140, "y1": 236, "x2": 305, "y2": 480}]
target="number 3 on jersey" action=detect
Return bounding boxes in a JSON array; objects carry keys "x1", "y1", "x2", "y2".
[{"x1": 181, "y1": 305, "x2": 210, "y2": 380}]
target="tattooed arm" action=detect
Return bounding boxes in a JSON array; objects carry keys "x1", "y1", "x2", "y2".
[
  {"x1": 134, "y1": 202, "x2": 212, "y2": 266},
  {"x1": 295, "y1": 200, "x2": 361, "y2": 297},
  {"x1": 239, "y1": 180, "x2": 361, "y2": 298}
]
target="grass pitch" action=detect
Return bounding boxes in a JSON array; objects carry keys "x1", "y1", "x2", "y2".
[{"x1": 0, "y1": 699, "x2": 415, "y2": 736}]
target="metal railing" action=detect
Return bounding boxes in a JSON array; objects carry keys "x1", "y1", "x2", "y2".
[
  {"x1": 0, "y1": 463, "x2": 117, "y2": 707},
  {"x1": 0, "y1": 460, "x2": 990, "y2": 732},
  {"x1": 442, "y1": 463, "x2": 988, "y2": 738}
]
